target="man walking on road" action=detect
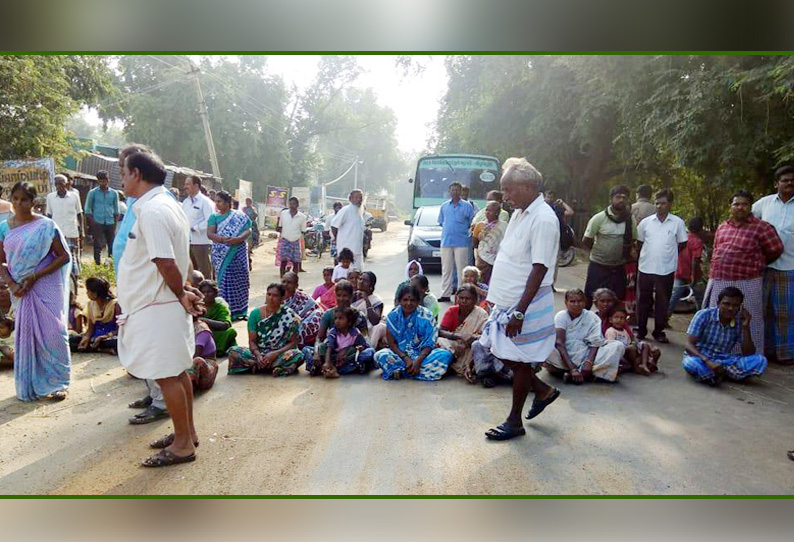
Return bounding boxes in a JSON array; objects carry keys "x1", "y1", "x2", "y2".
[
  {"x1": 582, "y1": 185, "x2": 637, "y2": 308},
  {"x1": 118, "y1": 150, "x2": 203, "y2": 467},
  {"x1": 438, "y1": 182, "x2": 475, "y2": 302},
  {"x1": 277, "y1": 196, "x2": 308, "y2": 276},
  {"x1": 636, "y1": 188, "x2": 688, "y2": 343},
  {"x1": 182, "y1": 175, "x2": 215, "y2": 280},
  {"x1": 84, "y1": 170, "x2": 119, "y2": 265},
  {"x1": 753, "y1": 165, "x2": 794, "y2": 364},
  {"x1": 332, "y1": 190, "x2": 365, "y2": 271},
  {"x1": 480, "y1": 158, "x2": 560, "y2": 441},
  {"x1": 46, "y1": 174, "x2": 84, "y2": 292}
]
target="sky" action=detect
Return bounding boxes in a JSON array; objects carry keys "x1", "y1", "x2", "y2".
[{"x1": 84, "y1": 55, "x2": 449, "y2": 155}]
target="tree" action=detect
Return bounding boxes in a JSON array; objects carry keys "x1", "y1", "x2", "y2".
[{"x1": 0, "y1": 55, "x2": 116, "y2": 160}]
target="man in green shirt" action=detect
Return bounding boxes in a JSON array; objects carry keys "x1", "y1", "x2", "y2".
[{"x1": 582, "y1": 185, "x2": 638, "y2": 308}]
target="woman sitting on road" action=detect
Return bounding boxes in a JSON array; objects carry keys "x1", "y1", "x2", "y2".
[
  {"x1": 592, "y1": 287, "x2": 618, "y2": 333},
  {"x1": 374, "y1": 284, "x2": 453, "y2": 381},
  {"x1": 188, "y1": 316, "x2": 218, "y2": 392},
  {"x1": 312, "y1": 266, "x2": 337, "y2": 309},
  {"x1": 282, "y1": 271, "x2": 323, "y2": 348},
  {"x1": 393, "y1": 259, "x2": 423, "y2": 303},
  {"x1": 437, "y1": 284, "x2": 489, "y2": 382},
  {"x1": 197, "y1": 280, "x2": 237, "y2": 356},
  {"x1": 303, "y1": 279, "x2": 370, "y2": 375},
  {"x1": 545, "y1": 289, "x2": 625, "y2": 384},
  {"x1": 460, "y1": 265, "x2": 489, "y2": 308},
  {"x1": 227, "y1": 283, "x2": 305, "y2": 377},
  {"x1": 352, "y1": 271, "x2": 387, "y2": 349}
]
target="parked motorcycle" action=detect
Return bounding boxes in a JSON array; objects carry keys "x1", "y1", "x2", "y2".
[
  {"x1": 304, "y1": 219, "x2": 326, "y2": 258},
  {"x1": 363, "y1": 216, "x2": 373, "y2": 258}
]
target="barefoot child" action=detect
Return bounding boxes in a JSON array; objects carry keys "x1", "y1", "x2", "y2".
[
  {"x1": 322, "y1": 306, "x2": 372, "y2": 378},
  {"x1": 605, "y1": 305, "x2": 661, "y2": 375},
  {"x1": 0, "y1": 315, "x2": 14, "y2": 368},
  {"x1": 332, "y1": 248, "x2": 355, "y2": 282}
]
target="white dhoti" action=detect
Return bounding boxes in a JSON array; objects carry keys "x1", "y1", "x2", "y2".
[
  {"x1": 118, "y1": 301, "x2": 193, "y2": 380},
  {"x1": 478, "y1": 286, "x2": 556, "y2": 364},
  {"x1": 546, "y1": 341, "x2": 625, "y2": 382}
]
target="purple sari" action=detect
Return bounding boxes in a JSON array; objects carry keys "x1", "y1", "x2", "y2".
[{"x1": 0, "y1": 217, "x2": 71, "y2": 401}]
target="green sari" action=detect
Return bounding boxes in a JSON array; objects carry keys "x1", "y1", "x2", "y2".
[{"x1": 205, "y1": 297, "x2": 237, "y2": 354}]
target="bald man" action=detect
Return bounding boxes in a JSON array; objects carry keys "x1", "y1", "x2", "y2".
[{"x1": 47, "y1": 174, "x2": 84, "y2": 291}]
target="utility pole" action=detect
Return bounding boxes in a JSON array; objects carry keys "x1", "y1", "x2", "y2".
[
  {"x1": 353, "y1": 157, "x2": 359, "y2": 190},
  {"x1": 188, "y1": 62, "x2": 221, "y2": 179}
]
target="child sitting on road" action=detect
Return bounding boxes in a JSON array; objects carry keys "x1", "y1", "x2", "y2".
[
  {"x1": 0, "y1": 315, "x2": 14, "y2": 368},
  {"x1": 604, "y1": 305, "x2": 661, "y2": 376},
  {"x1": 70, "y1": 277, "x2": 120, "y2": 355},
  {"x1": 322, "y1": 306, "x2": 372, "y2": 378},
  {"x1": 332, "y1": 248, "x2": 355, "y2": 282}
]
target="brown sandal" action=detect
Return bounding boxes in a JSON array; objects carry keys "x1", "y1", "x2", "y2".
[{"x1": 141, "y1": 449, "x2": 196, "y2": 468}]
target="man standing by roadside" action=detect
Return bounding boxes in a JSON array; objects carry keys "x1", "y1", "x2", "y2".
[
  {"x1": 332, "y1": 190, "x2": 365, "y2": 270},
  {"x1": 118, "y1": 150, "x2": 203, "y2": 467},
  {"x1": 84, "y1": 170, "x2": 119, "y2": 265},
  {"x1": 480, "y1": 158, "x2": 560, "y2": 441},
  {"x1": 705, "y1": 190, "x2": 783, "y2": 357},
  {"x1": 181, "y1": 175, "x2": 215, "y2": 280},
  {"x1": 753, "y1": 165, "x2": 794, "y2": 364},
  {"x1": 438, "y1": 182, "x2": 475, "y2": 302},
  {"x1": 582, "y1": 185, "x2": 637, "y2": 308},
  {"x1": 46, "y1": 174, "x2": 84, "y2": 292},
  {"x1": 636, "y1": 188, "x2": 688, "y2": 343},
  {"x1": 277, "y1": 196, "x2": 308, "y2": 276}
]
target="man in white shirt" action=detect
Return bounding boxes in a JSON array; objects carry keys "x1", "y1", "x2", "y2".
[
  {"x1": 636, "y1": 188, "x2": 688, "y2": 343},
  {"x1": 181, "y1": 175, "x2": 215, "y2": 280},
  {"x1": 118, "y1": 149, "x2": 203, "y2": 468},
  {"x1": 277, "y1": 196, "x2": 308, "y2": 276},
  {"x1": 332, "y1": 190, "x2": 365, "y2": 270},
  {"x1": 479, "y1": 158, "x2": 561, "y2": 442},
  {"x1": 753, "y1": 165, "x2": 794, "y2": 363},
  {"x1": 46, "y1": 174, "x2": 84, "y2": 290}
]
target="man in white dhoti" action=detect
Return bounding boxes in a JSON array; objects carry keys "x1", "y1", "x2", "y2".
[
  {"x1": 480, "y1": 158, "x2": 561, "y2": 441},
  {"x1": 331, "y1": 190, "x2": 365, "y2": 270},
  {"x1": 118, "y1": 151, "x2": 203, "y2": 467}
]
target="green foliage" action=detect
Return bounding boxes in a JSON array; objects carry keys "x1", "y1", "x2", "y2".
[
  {"x1": 79, "y1": 262, "x2": 115, "y2": 285},
  {"x1": 0, "y1": 55, "x2": 117, "y2": 160},
  {"x1": 434, "y1": 55, "x2": 794, "y2": 225}
]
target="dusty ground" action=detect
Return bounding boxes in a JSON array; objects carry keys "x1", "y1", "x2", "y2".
[{"x1": 1, "y1": 223, "x2": 793, "y2": 495}]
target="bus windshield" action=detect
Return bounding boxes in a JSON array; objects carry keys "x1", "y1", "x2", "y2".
[{"x1": 412, "y1": 155, "x2": 500, "y2": 208}]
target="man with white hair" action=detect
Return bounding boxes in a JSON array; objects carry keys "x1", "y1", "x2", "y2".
[
  {"x1": 332, "y1": 189, "x2": 365, "y2": 270},
  {"x1": 46, "y1": 174, "x2": 84, "y2": 291},
  {"x1": 480, "y1": 158, "x2": 561, "y2": 441}
]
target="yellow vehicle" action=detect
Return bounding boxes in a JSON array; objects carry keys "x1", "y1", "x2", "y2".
[{"x1": 366, "y1": 195, "x2": 389, "y2": 231}]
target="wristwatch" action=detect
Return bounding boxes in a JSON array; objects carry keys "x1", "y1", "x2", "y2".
[{"x1": 512, "y1": 310, "x2": 525, "y2": 321}]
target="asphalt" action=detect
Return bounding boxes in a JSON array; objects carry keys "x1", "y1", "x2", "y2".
[{"x1": 0, "y1": 223, "x2": 793, "y2": 495}]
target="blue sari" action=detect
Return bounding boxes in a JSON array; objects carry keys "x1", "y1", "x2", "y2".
[
  {"x1": 374, "y1": 305, "x2": 452, "y2": 381},
  {"x1": 211, "y1": 210, "x2": 251, "y2": 319},
  {"x1": 0, "y1": 217, "x2": 71, "y2": 401}
]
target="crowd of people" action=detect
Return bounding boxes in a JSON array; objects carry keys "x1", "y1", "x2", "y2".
[{"x1": 1, "y1": 143, "x2": 793, "y2": 465}]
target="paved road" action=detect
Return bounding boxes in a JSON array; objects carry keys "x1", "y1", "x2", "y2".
[{"x1": 1, "y1": 223, "x2": 793, "y2": 495}]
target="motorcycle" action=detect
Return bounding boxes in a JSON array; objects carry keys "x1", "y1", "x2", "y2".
[
  {"x1": 304, "y1": 219, "x2": 326, "y2": 258},
  {"x1": 557, "y1": 223, "x2": 576, "y2": 267},
  {"x1": 363, "y1": 216, "x2": 373, "y2": 258}
]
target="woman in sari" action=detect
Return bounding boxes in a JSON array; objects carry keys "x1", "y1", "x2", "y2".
[
  {"x1": 437, "y1": 284, "x2": 489, "y2": 382},
  {"x1": 207, "y1": 191, "x2": 251, "y2": 320},
  {"x1": 393, "y1": 259, "x2": 423, "y2": 303},
  {"x1": 281, "y1": 271, "x2": 323, "y2": 347},
  {"x1": 0, "y1": 182, "x2": 71, "y2": 401},
  {"x1": 312, "y1": 266, "x2": 337, "y2": 310},
  {"x1": 227, "y1": 283, "x2": 305, "y2": 377},
  {"x1": 198, "y1": 280, "x2": 238, "y2": 355},
  {"x1": 374, "y1": 284, "x2": 453, "y2": 381},
  {"x1": 352, "y1": 271, "x2": 386, "y2": 349}
]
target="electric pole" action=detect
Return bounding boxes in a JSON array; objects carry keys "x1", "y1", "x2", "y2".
[{"x1": 188, "y1": 62, "x2": 221, "y2": 179}]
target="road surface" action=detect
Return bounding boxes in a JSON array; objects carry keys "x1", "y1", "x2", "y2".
[{"x1": 1, "y1": 222, "x2": 793, "y2": 495}]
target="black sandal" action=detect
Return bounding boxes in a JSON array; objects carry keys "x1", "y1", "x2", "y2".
[
  {"x1": 128, "y1": 396, "x2": 153, "y2": 409},
  {"x1": 150, "y1": 433, "x2": 199, "y2": 449},
  {"x1": 141, "y1": 449, "x2": 196, "y2": 468},
  {"x1": 788, "y1": 450, "x2": 794, "y2": 461},
  {"x1": 526, "y1": 387, "x2": 561, "y2": 420},
  {"x1": 485, "y1": 423, "x2": 526, "y2": 441}
]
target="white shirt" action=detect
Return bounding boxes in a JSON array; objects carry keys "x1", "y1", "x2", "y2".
[
  {"x1": 753, "y1": 193, "x2": 794, "y2": 271},
  {"x1": 46, "y1": 190, "x2": 82, "y2": 238},
  {"x1": 181, "y1": 192, "x2": 215, "y2": 245},
  {"x1": 331, "y1": 203, "x2": 364, "y2": 255},
  {"x1": 118, "y1": 186, "x2": 191, "y2": 315},
  {"x1": 637, "y1": 213, "x2": 688, "y2": 275},
  {"x1": 324, "y1": 213, "x2": 338, "y2": 239},
  {"x1": 278, "y1": 209, "x2": 308, "y2": 242},
  {"x1": 487, "y1": 194, "x2": 559, "y2": 309}
]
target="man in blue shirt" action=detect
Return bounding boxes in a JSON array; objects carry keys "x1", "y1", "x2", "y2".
[
  {"x1": 85, "y1": 170, "x2": 120, "y2": 265},
  {"x1": 438, "y1": 181, "x2": 475, "y2": 302}
]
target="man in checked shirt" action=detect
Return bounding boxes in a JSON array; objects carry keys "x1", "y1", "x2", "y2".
[{"x1": 702, "y1": 190, "x2": 783, "y2": 356}]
